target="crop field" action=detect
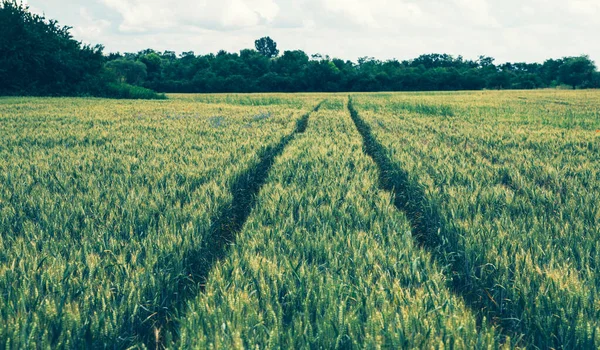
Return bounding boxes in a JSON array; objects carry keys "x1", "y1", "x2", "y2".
[{"x1": 0, "y1": 90, "x2": 599, "y2": 349}]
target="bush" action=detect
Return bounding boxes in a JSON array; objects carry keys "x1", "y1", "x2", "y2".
[{"x1": 103, "y1": 82, "x2": 167, "y2": 100}]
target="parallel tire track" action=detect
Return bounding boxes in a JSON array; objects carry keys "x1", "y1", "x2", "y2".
[
  {"x1": 347, "y1": 97, "x2": 518, "y2": 344},
  {"x1": 130, "y1": 102, "x2": 323, "y2": 349}
]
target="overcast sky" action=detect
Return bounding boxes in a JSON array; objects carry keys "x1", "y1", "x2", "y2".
[{"x1": 25, "y1": 0, "x2": 600, "y2": 64}]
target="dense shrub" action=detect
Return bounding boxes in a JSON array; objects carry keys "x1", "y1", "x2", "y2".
[{"x1": 103, "y1": 82, "x2": 166, "y2": 100}]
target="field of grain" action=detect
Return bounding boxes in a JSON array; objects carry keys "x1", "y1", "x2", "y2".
[{"x1": 1, "y1": 90, "x2": 599, "y2": 349}]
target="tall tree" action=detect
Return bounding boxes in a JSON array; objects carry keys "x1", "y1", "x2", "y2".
[
  {"x1": 255, "y1": 37, "x2": 279, "y2": 58},
  {"x1": 559, "y1": 56, "x2": 596, "y2": 88},
  {"x1": 105, "y1": 59, "x2": 148, "y2": 85},
  {"x1": 0, "y1": 0, "x2": 104, "y2": 95}
]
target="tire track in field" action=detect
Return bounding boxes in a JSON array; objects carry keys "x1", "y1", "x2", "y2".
[
  {"x1": 135, "y1": 101, "x2": 323, "y2": 349},
  {"x1": 347, "y1": 97, "x2": 517, "y2": 344}
]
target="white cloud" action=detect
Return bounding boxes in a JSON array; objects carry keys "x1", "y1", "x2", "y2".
[
  {"x1": 320, "y1": 0, "x2": 379, "y2": 28},
  {"x1": 70, "y1": 8, "x2": 111, "y2": 42},
  {"x1": 100, "y1": 0, "x2": 280, "y2": 32},
  {"x1": 453, "y1": 0, "x2": 500, "y2": 28},
  {"x1": 568, "y1": 0, "x2": 600, "y2": 15}
]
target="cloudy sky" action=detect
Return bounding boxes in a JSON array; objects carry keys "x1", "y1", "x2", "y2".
[{"x1": 26, "y1": 0, "x2": 600, "y2": 64}]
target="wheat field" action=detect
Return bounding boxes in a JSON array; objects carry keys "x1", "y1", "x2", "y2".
[{"x1": 1, "y1": 90, "x2": 599, "y2": 349}]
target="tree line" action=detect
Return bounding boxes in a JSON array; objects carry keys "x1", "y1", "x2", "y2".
[
  {"x1": 1, "y1": 1, "x2": 598, "y2": 98},
  {"x1": 112, "y1": 46, "x2": 599, "y2": 93}
]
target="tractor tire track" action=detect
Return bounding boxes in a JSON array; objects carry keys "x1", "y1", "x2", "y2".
[
  {"x1": 129, "y1": 101, "x2": 323, "y2": 349},
  {"x1": 347, "y1": 97, "x2": 518, "y2": 344}
]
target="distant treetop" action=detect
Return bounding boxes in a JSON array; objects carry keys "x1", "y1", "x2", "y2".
[{"x1": 255, "y1": 37, "x2": 280, "y2": 59}]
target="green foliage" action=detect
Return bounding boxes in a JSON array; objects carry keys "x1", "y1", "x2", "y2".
[
  {"x1": 559, "y1": 56, "x2": 597, "y2": 88},
  {"x1": 0, "y1": 0, "x2": 104, "y2": 96},
  {"x1": 116, "y1": 47, "x2": 600, "y2": 93},
  {"x1": 0, "y1": 0, "x2": 164, "y2": 99},
  {"x1": 105, "y1": 59, "x2": 148, "y2": 85},
  {"x1": 140, "y1": 53, "x2": 162, "y2": 77},
  {"x1": 254, "y1": 36, "x2": 280, "y2": 58},
  {"x1": 103, "y1": 82, "x2": 166, "y2": 99}
]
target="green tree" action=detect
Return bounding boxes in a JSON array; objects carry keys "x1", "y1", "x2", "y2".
[
  {"x1": 105, "y1": 59, "x2": 148, "y2": 85},
  {"x1": 275, "y1": 50, "x2": 309, "y2": 76},
  {"x1": 140, "y1": 53, "x2": 162, "y2": 76},
  {"x1": 255, "y1": 36, "x2": 279, "y2": 58},
  {"x1": 0, "y1": 0, "x2": 104, "y2": 95},
  {"x1": 541, "y1": 58, "x2": 563, "y2": 86},
  {"x1": 559, "y1": 55, "x2": 596, "y2": 88},
  {"x1": 240, "y1": 49, "x2": 270, "y2": 78},
  {"x1": 478, "y1": 55, "x2": 496, "y2": 68},
  {"x1": 592, "y1": 72, "x2": 600, "y2": 88}
]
